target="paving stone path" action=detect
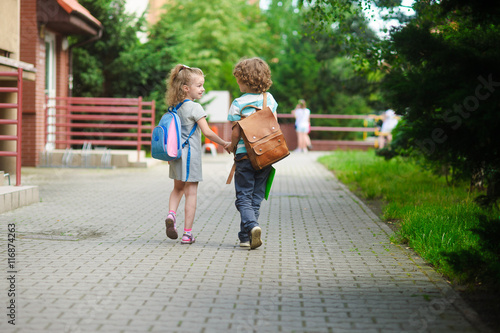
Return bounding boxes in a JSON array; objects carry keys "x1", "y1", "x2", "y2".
[{"x1": 0, "y1": 152, "x2": 488, "y2": 332}]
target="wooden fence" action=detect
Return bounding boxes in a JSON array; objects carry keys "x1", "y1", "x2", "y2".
[{"x1": 277, "y1": 113, "x2": 380, "y2": 151}]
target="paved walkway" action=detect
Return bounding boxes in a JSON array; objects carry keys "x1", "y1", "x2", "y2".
[{"x1": 0, "y1": 152, "x2": 489, "y2": 333}]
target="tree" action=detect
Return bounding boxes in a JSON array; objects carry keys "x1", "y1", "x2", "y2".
[
  {"x1": 71, "y1": 0, "x2": 272, "y2": 116},
  {"x1": 265, "y1": 0, "x2": 384, "y2": 140},
  {"x1": 381, "y1": 0, "x2": 500, "y2": 205},
  {"x1": 71, "y1": 0, "x2": 385, "y2": 144},
  {"x1": 152, "y1": 0, "x2": 272, "y2": 97},
  {"x1": 297, "y1": 0, "x2": 500, "y2": 204},
  {"x1": 71, "y1": 0, "x2": 145, "y2": 98}
]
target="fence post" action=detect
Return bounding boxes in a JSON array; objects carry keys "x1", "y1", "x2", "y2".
[
  {"x1": 151, "y1": 100, "x2": 155, "y2": 129},
  {"x1": 44, "y1": 94, "x2": 48, "y2": 150},
  {"x1": 137, "y1": 96, "x2": 143, "y2": 163},
  {"x1": 66, "y1": 97, "x2": 71, "y2": 149},
  {"x1": 16, "y1": 68, "x2": 23, "y2": 186},
  {"x1": 363, "y1": 119, "x2": 368, "y2": 141}
]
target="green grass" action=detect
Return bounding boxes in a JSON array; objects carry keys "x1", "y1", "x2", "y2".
[{"x1": 319, "y1": 150, "x2": 500, "y2": 287}]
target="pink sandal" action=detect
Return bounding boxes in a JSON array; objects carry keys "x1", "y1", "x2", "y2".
[
  {"x1": 180, "y1": 233, "x2": 195, "y2": 244},
  {"x1": 165, "y1": 213, "x2": 178, "y2": 239}
]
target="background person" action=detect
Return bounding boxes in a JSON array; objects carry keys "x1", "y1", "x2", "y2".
[
  {"x1": 378, "y1": 109, "x2": 398, "y2": 149},
  {"x1": 292, "y1": 99, "x2": 311, "y2": 152}
]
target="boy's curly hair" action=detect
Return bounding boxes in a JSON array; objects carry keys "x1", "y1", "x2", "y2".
[
  {"x1": 233, "y1": 58, "x2": 272, "y2": 94},
  {"x1": 166, "y1": 64, "x2": 204, "y2": 106}
]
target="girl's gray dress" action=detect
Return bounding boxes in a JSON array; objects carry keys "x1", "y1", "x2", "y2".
[{"x1": 168, "y1": 100, "x2": 207, "y2": 182}]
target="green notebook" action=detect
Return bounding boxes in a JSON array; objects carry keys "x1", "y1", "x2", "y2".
[{"x1": 265, "y1": 166, "x2": 276, "y2": 200}]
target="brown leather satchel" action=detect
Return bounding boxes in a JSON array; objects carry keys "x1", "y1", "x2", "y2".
[
  {"x1": 236, "y1": 93, "x2": 290, "y2": 170},
  {"x1": 226, "y1": 93, "x2": 290, "y2": 184},
  {"x1": 231, "y1": 93, "x2": 290, "y2": 170}
]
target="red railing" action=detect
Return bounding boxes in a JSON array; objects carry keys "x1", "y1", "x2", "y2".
[
  {"x1": 44, "y1": 96, "x2": 155, "y2": 162},
  {"x1": 0, "y1": 68, "x2": 23, "y2": 186},
  {"x1": 278, "y1": 113, "x2": 378, "y2": 149}
]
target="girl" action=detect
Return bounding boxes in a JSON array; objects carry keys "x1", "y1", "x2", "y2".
[
  {"x1": 164, "y1": 64, "x2": 230, "y2": 244},
  {"x1": 292, "y1": 99, "x2": 311, "y2": 152}
]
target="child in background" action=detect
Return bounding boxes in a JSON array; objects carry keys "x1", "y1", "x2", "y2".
[
  {"x1": 165, "y1": 64, "x2": 230, "y2": 244},
  {"x1": 292, "y1": 99, "x2": 312, "y2": 152},
  {"x1": 378, "y1": 109, "x2": 399, "y2": 149},
  {"x1": 227, "y1": 58, "x2": 278, "y2": 249}
]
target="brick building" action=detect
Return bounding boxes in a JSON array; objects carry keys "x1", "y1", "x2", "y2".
[{"x1": 0, "y1": 0, "x2": 102, "y2": 174}]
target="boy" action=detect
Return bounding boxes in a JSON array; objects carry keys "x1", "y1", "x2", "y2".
[{"x1": 227, "y1": 58, "x2": 278, "y2": 249}]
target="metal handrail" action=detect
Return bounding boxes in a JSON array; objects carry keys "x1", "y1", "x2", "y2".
[{"x1": 0, "y1": 68, "x2": 23, "y2": 185}]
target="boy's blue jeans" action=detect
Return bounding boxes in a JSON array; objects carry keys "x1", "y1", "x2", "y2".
[{"x1": 234, "y1": 154, "x2": 272, "y2": 242}]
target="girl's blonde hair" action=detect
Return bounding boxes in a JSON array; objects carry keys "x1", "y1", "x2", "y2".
[
  {"x1": 233, "y1": 58, "x2": 272, "y2": 94},
  {"x1": 298, "y1": 99, "x2": 306, "y2": 108},
  {"x1": 166, "y1": 64, "x2": 204, "y2": 106}
]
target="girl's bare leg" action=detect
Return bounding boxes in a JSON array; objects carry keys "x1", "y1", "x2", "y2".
[
  {"x1": 182, "y1": 182, "x2": 199, "y2": 230},
  {"x1": 169, "y1": 179, "x2": 185, "y2": 212},
  {"x1": 298, "y1": 132, "x2": 307, "y2": 150}
]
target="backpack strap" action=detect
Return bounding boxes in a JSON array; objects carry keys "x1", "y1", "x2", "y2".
[
  {"x1": 181, "y1": 122, "x2": 198, "y2": 182},
  {"x1": 226, "y1": 154, "x2": 248, "y2": 184},
  {"x1": 239, "y1": 93, "x2": 268, "y2": 119},
  {"x1": 170, "y1": 99, "x2": 196, "y2": 182},
  {"x1": 171, "y1": 99, "x2": 190, "y2": 113}
]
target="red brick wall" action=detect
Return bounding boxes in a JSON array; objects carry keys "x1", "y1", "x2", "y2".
[
  {"x1": 20, "y1": 0, "x2": 38, "y2": 114},
  {"x1": 20, "y1": 0, "x2": 46, "y2": 166},
  {"x1": 19, "y1": 1, "x2": 71, "y2": 166}
]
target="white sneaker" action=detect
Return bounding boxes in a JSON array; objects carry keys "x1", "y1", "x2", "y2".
[{"x1": 250, "y1": 226, "x2": 262, "y2": 249}]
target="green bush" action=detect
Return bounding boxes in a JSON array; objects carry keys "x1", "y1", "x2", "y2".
[{"x1": 319, "y1": 150, "x2": 500, "y2": 287}]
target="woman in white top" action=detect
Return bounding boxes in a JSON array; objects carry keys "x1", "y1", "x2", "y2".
[{"x1": 292, "y1": 99, "x2": 312, "y2": 152}]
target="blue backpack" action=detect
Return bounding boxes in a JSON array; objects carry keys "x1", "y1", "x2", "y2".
[{"x1": 151, "y1": 99, "x2": 198, "y2": 180}]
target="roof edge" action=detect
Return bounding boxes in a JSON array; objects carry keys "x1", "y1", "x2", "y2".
[{"x1": 56, "y1": 0, "x2": 102, "y2": 29}]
